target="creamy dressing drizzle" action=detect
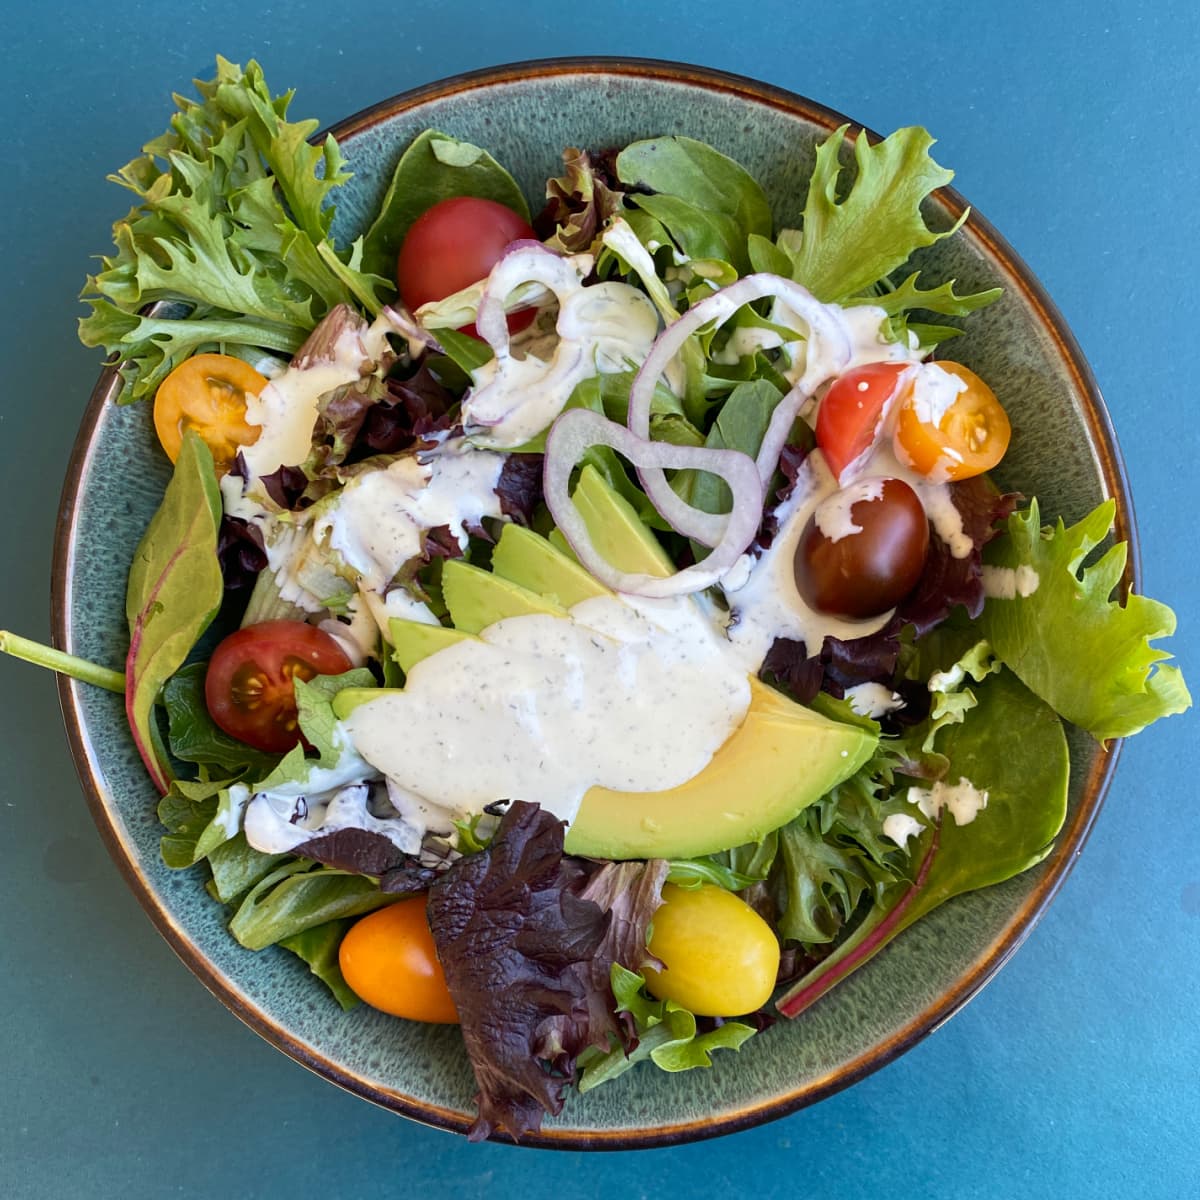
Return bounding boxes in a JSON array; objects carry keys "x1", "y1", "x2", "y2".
[
  {"x1": 344, "y1": 593, "x2": 751, "y2": 828},
  {"x1": 240, "y1": 312, "x2": 393, "y2": 489},
  {"x1": 312, "y1": 439, "x2": 506, "y2": 593},
  {"x1": 907, "y1": 776, "x2": 990, "y2": 825},
  {"x1": 982, "y1": 564, "x2": 1040, "y2": 599},
  {"x1": 844, "y1": 682, "x2": 905, "y2": 718},
  {"x1": 464, "y1": 252, "x2": 661, "y2": 448}
]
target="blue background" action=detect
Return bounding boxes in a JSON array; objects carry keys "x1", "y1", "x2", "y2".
[{"x1": 2, "y1": 3, "x2": 1197, "y2": 1197}]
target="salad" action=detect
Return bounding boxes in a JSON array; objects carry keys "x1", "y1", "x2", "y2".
[{"x1": 5, "y1": 58, "x2": 1190, "y2": 1141}]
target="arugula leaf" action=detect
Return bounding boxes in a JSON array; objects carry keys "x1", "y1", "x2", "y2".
[
  {"x1": 124, "y1": 431, "x2": 224, "y2": 793},
  {"x1": 79, "y1": 56, "x2": 388, "y2": 403},
  {"x1": 980, "y1": 499, "x2": 1191, "y2": 741},
  {"x1": 785, "y1": 126, "x2": 965, "y2": 303},
  {"x1": 361, "y1": 129, "x2": 529, "y2": 280},
  {"x1": 158, "y1": 776, "x2": 228, "y2": 868}
]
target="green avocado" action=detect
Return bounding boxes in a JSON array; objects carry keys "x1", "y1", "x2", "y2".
[
  {"x1": 388, "y1": 618, "x2": 474, "y2": 674},
  {"x1": 441, "y1": 558, "x2": 566, "y2": 633},
  {"x1": 337, "y1": 469, "x2": 876, "y2": 858}
]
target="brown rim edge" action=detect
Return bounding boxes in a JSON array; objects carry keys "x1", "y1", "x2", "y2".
[{"x1": 52, "y1": 56, "x2": 1132, "y2": 1152}]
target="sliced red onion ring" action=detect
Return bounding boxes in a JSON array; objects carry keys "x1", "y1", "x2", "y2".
[
  {"x1": 474, "y1": 241, "x2": 588, "y2": 356},
  {"x1": 628, "y1": 273, "x2": 854, "y2": 546},
  {"x1": 544, "y1": 408, "x2": 764, "y2": 598}
]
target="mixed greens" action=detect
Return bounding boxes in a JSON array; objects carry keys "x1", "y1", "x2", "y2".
[{"x1": 7, "y1": 58, "x2": 1190, "y2": 1142}]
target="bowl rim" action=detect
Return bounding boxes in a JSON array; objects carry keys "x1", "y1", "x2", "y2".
[{"x1": 52, "y1": 55, "x2": 1133, "y2": 1150}]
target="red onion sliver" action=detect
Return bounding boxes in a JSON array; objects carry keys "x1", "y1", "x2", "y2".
[
  {"x1": 474, "y1": 241, "x2": 583, "y2": 356},
  {"x1": 544, "y1": 408, "x2": 764, "y2": 598},
  {"x1": 628, "y1": 273, "x2": 853, "y2": 545}
]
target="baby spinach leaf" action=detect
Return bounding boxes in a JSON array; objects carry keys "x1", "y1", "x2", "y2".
[
  {"x1": 162, "y1": 662, "x2": 279, "y2": 778},
  {"x1": 777, "y1": 666, "x2": 1069, "y2": 1018},
  {"x1": 124, "y1": 431, "x2": 224, "y2": 793},
  {"x1": 278, "y1": 918, "x2": 360, "y2": 1010},
  {"x1": 361, "y1": 130, "x2": 529, "y2": 280},
  {"x1": 616, "y1": 136, "x2": 772, "y2": 261}
]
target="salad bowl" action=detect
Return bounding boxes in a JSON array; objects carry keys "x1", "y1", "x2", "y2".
[{"x1": 52, "y1": 57, "x2": 1131, "y2": 1147}]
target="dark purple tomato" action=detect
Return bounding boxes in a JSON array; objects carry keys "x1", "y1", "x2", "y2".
[{"x1": 794, "y1": 477, "x2": 930, "y2": 619}]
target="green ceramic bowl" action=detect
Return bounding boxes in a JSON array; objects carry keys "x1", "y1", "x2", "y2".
[{"x1": 52, "y1": 58, "x2": 1131, "y2": 1148}]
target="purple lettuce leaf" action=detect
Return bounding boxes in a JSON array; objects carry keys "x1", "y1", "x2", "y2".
[
  {"x1": 290, "y1": 827, "x2": 410, "y2": 876},
  {"x1": 427, "y1": 802, "x2": 665, "y2": 1143},
  {"x1": 495, "y1": 453, "x2": 544, "y2": 526},
  {"x1": 352, "y1": 362, "x2": 458, "y2": 459},
  {"x1": 216, "y1": 515, "x2": 267, "y2": 591},
  {"x1": 534, "y1": 147, "x2": 627, "y2": 254}
]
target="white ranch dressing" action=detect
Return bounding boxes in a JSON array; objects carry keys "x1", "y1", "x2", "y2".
[
  {"x1": 464, "y1": 250, "x2": 660, "y2": 448},
  {"x1": 344, "y1": 593, "x2": 751, "y2": 828},
  {"x1": 312, "y1": 439, "x2": 506, "y2": 593},
  {"x1": 240, "y1": 312, "x2": 394, "y2": 488},
  {"x1": 845, "y1": 682, "x2": 905, "y2": 718},
  {"x1": 982, "y1": 564, "x2": 1040, "y2": 599},
  {"x1": 907, "y1": 776, "x2": 990, "y2": 826}
]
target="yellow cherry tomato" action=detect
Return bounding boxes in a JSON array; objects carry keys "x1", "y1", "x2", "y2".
[
  {"x1": 893, "y1": 361, "x2": 1011, "y2": 481},
  {"x1": 338, "y1": 898, "x2": 459, "y2": 1024},
  {"x1": 642, "y1": 883, "x2": 780, "y2": 1017},
  {"x1": 153, "y1": 352, "x2": 266, "y2": 475}
]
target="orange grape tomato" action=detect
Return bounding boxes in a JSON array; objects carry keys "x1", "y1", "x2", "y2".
[
  {"x1": 153, "y1": 353, "x2": 267, "y2": 475},
  {"x1": 893, "y1": 361, "x2": 1011, "y2": 481},
  {"x1": 338, "y1": 898, "x2": 459, "y2": 1024}
]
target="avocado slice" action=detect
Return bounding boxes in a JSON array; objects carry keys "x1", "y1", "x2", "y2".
[
  {"x1": 491, "y1": 524, "x2": 607, "y2": 607},
  {"x1": 336, "y1": 470, "x2": 877, "y2": 858},
  {"x1": 564, "y1": 677, "x2": 875, "y2": 859},
  {"x1": 389, "y1": 618, "x2": 475, "y2": 674},
  {"x1": 571, "y1": 464, "x2": 675, "y2": 578},
  {"x1": 441, "y1": 558, "x2": 566, "y2": 634}
]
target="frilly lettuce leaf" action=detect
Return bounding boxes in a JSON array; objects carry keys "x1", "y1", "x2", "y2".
[
  {"x1": 784, "y1": 125, "x2": 978, "y2": 306},
  {"x1": 79, "y1": 55, "x2": 389, "y2": 403},
  {"x1": 577, "y1": 964, "x2": 756, "y2": 1091},
  {"x1": 980, "y1": 499, "x2": 1190, "y2": 741}
]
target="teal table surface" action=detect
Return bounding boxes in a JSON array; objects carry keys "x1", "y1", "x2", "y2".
[{"x1": 3, "y1": 4, "x2": 1197, "y2": 1197}]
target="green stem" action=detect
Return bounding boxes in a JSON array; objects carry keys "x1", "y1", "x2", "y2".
[{"x1": 0, "y1": 630, "x2": 127, "y2": 694}]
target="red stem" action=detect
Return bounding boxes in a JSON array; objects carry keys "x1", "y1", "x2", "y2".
[{"x1": 777, "y1": 820, "x2": 942, "y2": 1019}]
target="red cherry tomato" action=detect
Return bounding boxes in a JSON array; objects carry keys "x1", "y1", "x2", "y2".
[
  {"x1": 338, "y1": 898, "x2": 459, "y2": 1024},
  {"x1": 816, "y1": 362, "x2": 909, "y2": 481},
  {"x1": 396, "y1": 196, "x2": 537, "y2": 339},
  {"x1": 204, "y1": 620, "x2": 353, "y2": 753},
  {"x1": 794, "y1": 477, "x2": 930, "y2": 619}
]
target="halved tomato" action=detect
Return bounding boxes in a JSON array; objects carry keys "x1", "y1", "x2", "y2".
[
  {"x1": 204, "y1": 620, "x2": 352, "y2": 753},
  {"x1": 816, "y1": 362, "x2": 909, "y2": 481},
  {"x1": 893, "y1": 361, "x2": 1011, "y2": 481},
  {"x1": 154, "y1": 353, "x2": 267, "y2": 475}
]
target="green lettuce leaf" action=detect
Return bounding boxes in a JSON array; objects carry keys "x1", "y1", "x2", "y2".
[
  {"x1": 278, "y1": 918, "x2": 360, "y2": 1010},
  {"x1": 577, "y1": 964, "x2": 756, "y2": 1091},
  {"x1": 784, "y1": 126, "x2": 967, "y2": 303},
  {"x1": 79, "y1": 56, "x2": 389, "y2": 403},
  {"x1": 778, "y1": 665, "x2": 1070, "y2": 1017},
  {"x1": 980, "y1": 499, "x2": 1191, "y2": 741}
]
